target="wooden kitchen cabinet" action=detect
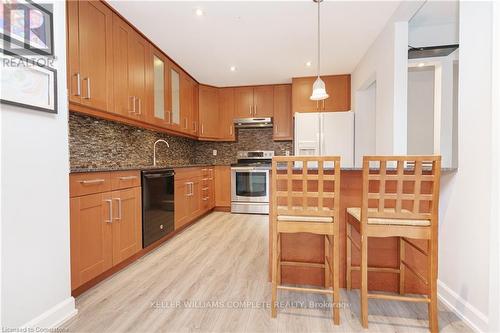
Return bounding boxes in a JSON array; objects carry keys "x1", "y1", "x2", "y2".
[
  {"x1": 180, "y1": 72, "x2": 194, "y2": 134},
  {"x1": 169, "y1": 64, "x2": 182, "y2": 131},
  {"x1": 113, "y1": 14, "x2": 149, "y2": 121},
  {"x1": 70, "y1": 192, "x2": 113, "y2": 290},
  {"x1": 273, "y1": 85, "x2": 293, "y2": 140},
  {"x1": 111, "y1": 187, "x2": 142, "y2": 265},
  {"x1": 218, "y1": 88, "x2": 235, "y2": 141},
  {"x1": 201, "y1": 168, "x2": 215, "y2": 212},
  {"x1": 148, "y1": 47, "x2": 171, "y2": 128},
  {"x1": 67, "y1": 0, "x2": 113, "y2": 112},
  {"x1": 234, "y1": 86, "x2": 274, "y2": 118},
  {"x1": 292, "y1": 75, "x2": 351, "y2": 113},
  {"x1": 70, "y1": 171, "x2": 142, "y2": 290},
  {"x1": 174, "y1": 180, "x2": 191, "y2": 230},
  {"x1": 214, "y1": 166, "x2": 231, "y2": 208},
  {"x1": 198, "y1": 85, "x2": 220, "y2": 139}
]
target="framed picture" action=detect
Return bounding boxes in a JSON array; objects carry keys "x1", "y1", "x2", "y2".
[{"x1": 0, "y1": 50, "x2": 57, "y2": 113}]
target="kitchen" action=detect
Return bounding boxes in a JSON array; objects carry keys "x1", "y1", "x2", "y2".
[{"x1": 0, "y1": 1, "x2": 498, "y2": 332}]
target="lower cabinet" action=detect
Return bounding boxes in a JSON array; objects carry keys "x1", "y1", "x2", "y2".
[
  {"x1": 174, "y1": 167, "x2": 215, "y2": 230},
  {"x1": 70, "y1": 171, "x2": 141, "y2": 290},
  {"x1": 214, "y1": 166, "x2": 231, "y2": 208}
]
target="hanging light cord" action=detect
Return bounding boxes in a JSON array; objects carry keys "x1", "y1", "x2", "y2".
[{"x1": 317, "y1": 0, "x2": 320, "y2": 78}]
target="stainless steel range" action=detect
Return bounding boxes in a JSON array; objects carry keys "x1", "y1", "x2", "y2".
[{"x1": 231, "y1": 150, "x2": 274, "y2": 214}]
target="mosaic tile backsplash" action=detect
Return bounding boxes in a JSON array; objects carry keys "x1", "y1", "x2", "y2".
[{"x1": 69, "y1": 114, "x2": 292, "y2": 170}]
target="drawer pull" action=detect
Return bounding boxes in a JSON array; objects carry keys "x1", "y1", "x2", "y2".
[
  {"x1": 119, "y1": 176, "x2": 137, "y2": 180},
  {"x1": 202, "y1": 197, "x2": 209, "y2": 201},
  {"x1": 105, "y1": 199, "x2": 113, "y2": 223},
  {"x1": 80, "y1": 179, "x2": 105, "y2": 185},
  {"x1": 202, "y1": 187, "x2": 209, "y2": 191}
]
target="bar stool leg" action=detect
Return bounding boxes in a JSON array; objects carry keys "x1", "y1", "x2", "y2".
[
  {"x1": 399, "y1": 237, "x2": 406, "y2": 295},
  {"x1": 428, "y1": 238, "x2": 439, "y2": 333},
  {"x1": 346, "y1": 223, "x2": 352, "y2": 291},
  {"x1": 360, "y1": 235, "x2": 368, "y2": 328},
  {"x1": 333, "y1": 234, "x2": 340, "y2": 325},
  {"x1": 324, "y1": 235, "x2": 329, "y2": 288},
  {"x1": 278, "y1": 234, "x2": 282, "y2": 286},
  {"x1": 271, "y1": 227, "x2": 278, "y2": 318}
]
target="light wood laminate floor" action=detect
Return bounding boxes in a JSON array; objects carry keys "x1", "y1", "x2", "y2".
[{"x1": 62, "y1": 212, "x2": 471, "y2": 332}]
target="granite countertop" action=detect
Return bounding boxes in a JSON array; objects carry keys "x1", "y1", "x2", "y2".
[{"x1": 70, "y1": 163, "x2": 229, "y2": 173}]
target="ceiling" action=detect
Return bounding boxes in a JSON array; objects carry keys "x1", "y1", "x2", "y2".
[
  {"x1": 410, "y1": 0, "x2": 459, "y2": 27},
  {"x1": 108, "y1": 1, "x2": 400, "y2": 87}
]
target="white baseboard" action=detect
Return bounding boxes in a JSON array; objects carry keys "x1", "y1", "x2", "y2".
[
  {"x1": 438, "y1": 280, "x2": 489, "y2": 333},
  {"x1": 21, "y1": 297, "x2": 77, "y2": 329}
]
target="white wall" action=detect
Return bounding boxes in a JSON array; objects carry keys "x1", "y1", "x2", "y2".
[
  {"x1": 407, "y1": 66, "x2": 434, "y2": 155},
  {"x1": 409, "y1": 22, "x2": 459, "y2": 47},
  {"x1": 0, "y1": 1, "x2": 76, "y2": 328},
  {"x1": 351, "y1": 1, "x2": 423, "y2": 156},
  {"x1": 354, "y1": 81, "x2": 376, "y2": 167},
  {"x1": 437, "y1": 2, "x2": 493, "y2": 332}
]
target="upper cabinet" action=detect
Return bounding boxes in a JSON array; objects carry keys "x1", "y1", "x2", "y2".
[
  {"x1": 148, "y1": 47, "x2": 170, "y2": 127},
  {"x1": 198, "y1": 85, "x2": 219, "y2": 139},
  {"x1": 292, "y1": 75, "x2": 351, "y2": 113},
  {"x1": 169, "y1": 64, "x2": 182, "y2": 130},
  {"x1": 273, "y1": 85, "x2": 293, "y2": 141},
  {"x1": 112, "y1": 13, "x2": 149, "y2": 122},
  {"x1": 234, "y1": 86, "x2": 274, "y2": 118},
  {"x1": 67, "y1": 0, "x2": 113, "y2": 112},
  {"x1": 218, "y1": 88, "x2": 235, "y2": 141},
  {"x1": 181, "y1": 72, "x2": 197, "y2": 135}
]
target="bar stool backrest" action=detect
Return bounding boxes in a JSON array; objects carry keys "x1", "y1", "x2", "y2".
[
  {"x1": 271, "y1": 156, "x2": 341, "y2": 219},
  {"x1": 361, "y1": 156, "x2": 442, "y2": 225}
]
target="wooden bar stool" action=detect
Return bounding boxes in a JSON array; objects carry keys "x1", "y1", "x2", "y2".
[
  {"x1": 346, "y1": 156, "x2": 441, "y2": 332},
  {"x1": 270, "y1": 156, "x2": 341, "y2": 325}
]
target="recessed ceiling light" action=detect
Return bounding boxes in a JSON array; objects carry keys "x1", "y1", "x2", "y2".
[
  {"x1": 195, "y1": 8, "x2": 204, "y2": 16},
  {"x1": 305, "y1": 61, "x2": 312, "y2": 67},
  {"x1": 230, "y1": 66, "x2": 237, "y2": 72},
  {"x1": 417, "y1": 62, "x2": 425, "y2": 67}
]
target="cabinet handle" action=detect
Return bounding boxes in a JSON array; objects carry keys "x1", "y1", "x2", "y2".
[
  {"x1": 193, "y1": 121, "x2": 197, "y2": 133},
  {"x1": 119, "y1": 176, "x2": 137, "y2": 180},
  {"x1": 165, "y1": 111, "x2": 171, "y2": 124},
  {"x1": 201, "y1": 123, "x2": 204, "y2": 134},
  {"x1": 105, "y1": 199, "x2": 113, "y2": 223},
  {"x1": 202, "y1": 197, "x2": 208, "y2": 201},
  {"x1": 254, "y1": 105, "x2": 257, "y2": 116},
  {"x1": 316, "y1": 100, "x2": 319, "y2": 111},
  {"x1": 184, "y1": 117, "x2": 188, "y2": 129},
  {"x1": 129, "y1": 96, "x2": 136, "y2": 114},
  {"x1": 75, "y1": 73, "x2": 81, "y2": 96},
  {"x1": 249, "y1": 105, "x2": 252, "y2": 116},
  {"x1": 275, "y1": 124, "x2": 278, "y2": 134},
  {"x1": 230, "y1": 126, "x2": 233, "y2": 136},
  {"x1": 79, "y1": 179, "x2": 105, "y2": 185},
  {"x1": 82, "y1": 77, "x2": 91, "y2": 99},
  {"x1": 114, "y1": 198, "x2": 122, "y2": 220},
  {"x1": 137, "y1": 98, "x2": 142, "y2": 115}
]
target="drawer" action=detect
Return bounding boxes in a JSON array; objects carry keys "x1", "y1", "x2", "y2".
[
  {"x1": 201, "y1": 167, "x2": 214, "y2": 180},
  {"x1": 174, "y1": 167, "x2": 203, "y2": 181},
  {"x1": 70, "y1": 172, "x2": 111, "y2": 197},
  {"x1": 111, "y1": 170, "x2": 141, "y2": 190}
]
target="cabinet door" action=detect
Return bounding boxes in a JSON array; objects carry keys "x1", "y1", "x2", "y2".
[
  {"x1": 67, "y1": 0, "x2": 81, "y2": 105},
  {"x1": 112, "y1": 187, "x2": 142, "y2": 265},
  {"x1": 77, "y1": 0, "x2": 113, "y2": 112},
  {"x1": 292, "y1": 77, "x2": 318, "y2": 113},
  {"x1": 191, "y1": 81, "x2": 199, "y2": 135},
  {"x1": 169, "y1": 64, "x2": 182, "y2": 130},
  {"x1": 113, "y1": 14, "x2": 133, "y2": 117},
  {"x1": 322, "y1": 75, "x2": 351, "y2": 111},
  {"x1": 128, "y1": 30, "x2": 149, "y2": 122},
  {"x1": 190, "y1": 178, "x2": 203, "y2": 219},
  {"x1": 234, "y1": 87, "x2": 254, "y2": 118},
  {"x1": 149, "y1": 48, "x2": 170, "y2": 127},
  {"x1": 214, "y1": 166, "x2": 231, "y2": 207},
  {"x1": 273, "y1": 85, "x2": 293, "y2": 140},
  {"x1": 180, "y1": 72, "x2": 193, "y2": 133},
  {"x1": 199, "y1": 85, "x2": 219, "y2": 139},
  {"x1": 253, "y1": 86, "x2": 274, "y2": 117},
  {"x1": 70, "y1": 192, "x2": 113, "y2": 290},
  {"x1": 174, "y1": 181, "x2": 190, "y2": 229},
  {"x1": 218, "y1": 88, "x2": 235, "y2": 141}
]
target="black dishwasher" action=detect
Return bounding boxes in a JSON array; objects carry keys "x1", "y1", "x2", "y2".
[{"x1": 141, "y1": 169, "x2": 175, "y2": 248}]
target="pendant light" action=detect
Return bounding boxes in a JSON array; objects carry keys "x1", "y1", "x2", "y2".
[{"x1": 310, "y1": 0, "x2": 329, "y2": 101}]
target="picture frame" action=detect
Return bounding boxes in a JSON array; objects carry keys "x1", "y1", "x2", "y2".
[{"x1": 0, "y1": 50, "x2": 57, "y2": 114}]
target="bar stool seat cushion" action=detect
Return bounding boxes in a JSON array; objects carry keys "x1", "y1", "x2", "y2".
[
  {"x1": 277, "y1": 215, "x2": 333, "y2": 223},
  {"x1": 346, "y1": 207, "x2": 430, "y2": 226}
]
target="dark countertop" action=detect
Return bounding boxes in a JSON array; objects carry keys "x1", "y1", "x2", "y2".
[{"x1": 70, "y1": 164, "x2": 229, "y2": 174}]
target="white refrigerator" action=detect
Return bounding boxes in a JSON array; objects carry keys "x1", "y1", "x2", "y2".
[{"x1": 294, "y1": 112, "x2": 354, "y2": 168}]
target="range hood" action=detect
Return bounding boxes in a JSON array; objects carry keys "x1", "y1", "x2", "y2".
[
  {"x1": 234, "y1": 117, "x2": 273, "y2": 128},
  {"x1": 408, "y1": 44, "x2": 459, "y2": 59}
]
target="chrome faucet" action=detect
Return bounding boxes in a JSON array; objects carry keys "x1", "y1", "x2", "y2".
[{"x1": 153, "y1": 139, "x2": 170, "y2": 167}]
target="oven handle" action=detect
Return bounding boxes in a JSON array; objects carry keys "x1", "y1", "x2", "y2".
[{"x1": 231, "y1": 167, "x2": 269, "y2": 172}]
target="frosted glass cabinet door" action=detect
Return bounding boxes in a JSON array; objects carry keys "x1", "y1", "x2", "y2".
[
  {"x1": 170, "y1": 68, "x2": 180, "y2": 127},
  {"x1": 153, "y1": 55, "x2": 166, "y2": 122}
]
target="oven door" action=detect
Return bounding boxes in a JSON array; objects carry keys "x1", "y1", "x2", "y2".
[{"x1": 231, "y1": 168, "x2": 269, "y2": 203}]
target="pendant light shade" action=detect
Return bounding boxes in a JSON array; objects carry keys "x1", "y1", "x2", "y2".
[
  {"x1": 310, "y1": 76, "x2": 329, "y2": 100},
  {"x1": 310, "y1": 0, "x2": 329, "y2": 101}
]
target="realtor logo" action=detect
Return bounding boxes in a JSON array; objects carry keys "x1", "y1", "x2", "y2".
[{"x1": 1, "y1": 0, "x2": 54, "y2": 56}]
